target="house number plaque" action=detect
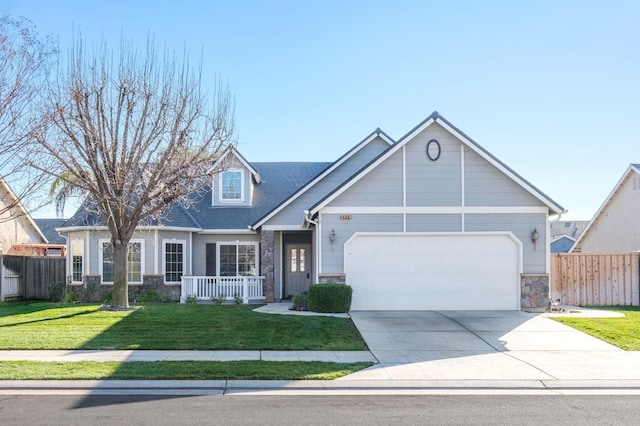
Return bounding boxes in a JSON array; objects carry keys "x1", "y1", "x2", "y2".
[{"x1": 340, "y1": 215, "x2": 352, "y2": 220}]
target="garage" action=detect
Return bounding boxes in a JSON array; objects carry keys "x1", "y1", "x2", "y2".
[{"x1": 344, "y1": 232, "x2": 522, "y2": 310}]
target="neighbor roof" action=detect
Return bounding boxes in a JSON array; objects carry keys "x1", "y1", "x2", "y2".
[{"x1": 34, "y1": 219, "x2": 68, "y2": 245}]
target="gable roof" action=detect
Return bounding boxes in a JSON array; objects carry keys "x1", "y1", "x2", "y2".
[
  {"x1": 251, "y1": 128, "x2": 395, "y2": 229},
  {"x1": 309, "y1": 111, "x2": 565, "y2": 216},
  {"x1": 570, "y1": 164, "x2": 640, "y2": 252},
  {"x1": 59, "y1": 161, "x2": 331, "y2": 232},
  {"x1": 0, "y1": 177, "x2": 48, "y2": 242},
  {"x1": 213, "y1": 146, "x2": 262, "y2": 184},
  {"x1": 550, "y1": 220, "x2": 589, "y2": 241}
]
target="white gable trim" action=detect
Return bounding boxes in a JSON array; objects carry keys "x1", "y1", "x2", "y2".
[
  {"x1": 570, "y1": 164, "x2": 640, "y2": 252},
  {"x1": 251, "y1": 131, "x2": 394, "y2": 229},
  {"x1": 310, "y1": 115, "x2": 564, "y2": 216},
  {"x1": 212, "y1": 147, "x2": 261, "y2": 184},
  {"x1": 0, "y1": 177, "x2": 48, "y2": 243}
]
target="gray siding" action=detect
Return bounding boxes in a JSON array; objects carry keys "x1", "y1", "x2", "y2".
[
  {"x1": 465, "y1": 213, "x2": 547, "y2": 273},
  {"x1": 264, "y1": 136, "x2": 390, "y2": 226},
  {"x1": 85, "y1": 230, "x2": 156, "y2": 280},
  {"x1": 330, "y1": 151, "x2": 403, "y2": 207},
  {"x1": 405, "y1": 214, "x2": 462, "y2": 232},
  {"x1": 464, "y1": 149, "x2": 540, "y2": 206},
  {"x1": 321, "y1": 213, "x2": 403, "y2": 274},
  {"x1": 191, "y1": 233, "x2": 259, "y2": 276},
  {"x1": 405, "y1": 124, "x2": 462, "y2": 207}
]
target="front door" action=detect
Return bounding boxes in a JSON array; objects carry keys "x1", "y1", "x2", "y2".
[{"x1": 285, "y1": 244, "x2": 312, "y2": 297}]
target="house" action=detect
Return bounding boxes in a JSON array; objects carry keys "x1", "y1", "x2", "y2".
[
  {"x1": 58, "y1": 112, "x2": 564, "y2": 310},
  {"x1": 571, "y1": 164, "x2": 640, "y2": 253},
  {"x1": 549, "y1": 220, "x2": 589, "y2": 253},
  {"x1": 0, "y1": 177, "x2": 48, "y2": 254}
]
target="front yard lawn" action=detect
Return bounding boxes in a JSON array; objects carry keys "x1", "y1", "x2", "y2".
[
  {"x1": 0, "y1": 302, "x2": 367, "y2": 351},
  {"x1": 0, "y1": 360, "x2": 373, "y2": 380},
  {"x1": 553, "y1": 306, "x2": 640, "y2": 350}
]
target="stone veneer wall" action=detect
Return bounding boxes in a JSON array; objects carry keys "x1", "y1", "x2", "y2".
[
  {"x1": 521, "y1": 274, "x2": 549, "y2": 310},
  {"x1": 318, "y1": 274, "x2": 346, "y2": 284},
  {"x1": 260, "y1": 230, "x2": 275, "y2": 302},
  {"x1": 67, "y1": 274, "x2": 181, "y2": 302}
]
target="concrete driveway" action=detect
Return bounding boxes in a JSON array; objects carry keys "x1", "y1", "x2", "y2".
[{"x1": 344, "y1": 310, "x2": 640, "y2": 381}]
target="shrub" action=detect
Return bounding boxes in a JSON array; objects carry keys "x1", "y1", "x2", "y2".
[
  {"x1": 291, "y1": 291, "x2": 308, "y2": 311},
  {"x1": 233, "y1": 293, "x2": 242, "y2": 304},
  {"x1": 184, "y1": 294, "x2": 198, "y2": 304},
  {"x1": 99, "y1": 290, "x2": 113, "y2": 305},
  {"x1": 307, "y1": 283, "x2": 352, "y2": 313},
  {"x1": 48, "y1": 282, "x2": 66, "y2": 302},
  {"x1": 63, "y1": 290, "x2": 77, "y2": 304},
  {"x1": 139, "y1": 290, "x2": 172, "y2": 303},
  {"x1": 212, "y1": 294, "x2": 225, "y2": 305}
]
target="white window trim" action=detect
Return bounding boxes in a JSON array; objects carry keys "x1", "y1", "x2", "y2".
[
  {"x1": 162, "y1": 239, "x2": 186, "y2": 284},
  {"x1": 70, "y1": 239, "x2": 84, "y2": 284},
  {"x1": 216, "y1": 241, "x2": 260, "y2": 276},
  {"x1": 218, "y1": 168, "x2": 245, "y2": 203},
  {"x1": 99, "y1": 239, "x2": 145, "y2": 285}
]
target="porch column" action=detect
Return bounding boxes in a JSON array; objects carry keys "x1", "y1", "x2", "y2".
[{"x1": 260, "y1": 230, "x2": 275, "y2": 302}]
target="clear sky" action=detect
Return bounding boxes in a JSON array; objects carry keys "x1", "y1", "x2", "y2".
[{"x1": 3, "y1": 0, "x2": 639, "y2": 220}]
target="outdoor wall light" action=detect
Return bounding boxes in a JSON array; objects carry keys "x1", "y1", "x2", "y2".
[
  {"x1": 329, "y1": 229, "x2": 336, "y2": 243},
  {"x1": 531, "y1": 228, "x2": 539, "y2": 250}
]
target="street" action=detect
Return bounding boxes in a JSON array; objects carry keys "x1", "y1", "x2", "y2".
[{"x1": 0, "y1": 394, "x2": 638, "y2": 425}]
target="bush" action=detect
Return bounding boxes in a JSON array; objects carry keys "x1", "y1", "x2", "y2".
[
  {"x1": 63, "y1": 291, "x2": 77, "y2": 304},
  {"x1": 307, "y1": 283, "x2": 352, "y2": 313},
  {"x1": 139, "y1": 290, "x2": 172, "y2": 303},
  {"x1": 48, "y1": 282, "x2": 66, "y2": 303},
  {"x1": 99, "y1": 290, "x2": 113, "y2": 305},
  {"x1": 291, "y1": 291, "x2": 308, "y2": 311},
  {"x1": 184, "y1": 294, "x2": 198, "y2": 304}
]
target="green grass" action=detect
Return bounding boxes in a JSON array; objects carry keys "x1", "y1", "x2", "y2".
[
  {"x1": 0, "y1": 360, "x2": 373, "y2": 380},
  {"x1": 553, "y1": 306, "x2": 640, "y2": 350},
  {"x1": 0, "y1": 302, "x2": 367, "y2": 351}
]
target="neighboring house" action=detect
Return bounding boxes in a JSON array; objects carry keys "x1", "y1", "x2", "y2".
[
  {"x1": 58, "y1": 112, "x2": 564, "y2": 310},
  {"x1": 549, "y1": 220, "x2": 589, "y2": 253},
  {"x1": 0, "y1": 177, "x2": 48, "y2": 254},
  {"x1": 571, "y1": 164, "x2": 640, "y2": 253}
]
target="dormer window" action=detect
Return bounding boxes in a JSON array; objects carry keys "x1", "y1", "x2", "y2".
[{"x1": 220, "y1": 169, "x2": 244, "y2": 202}]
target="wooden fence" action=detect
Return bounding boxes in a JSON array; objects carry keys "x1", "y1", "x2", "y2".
[
  {"x1": 550, "y1": 253, "x2": 640, "y2": 306},
  {"x1": 0, "y1": 255, "x2": 66, "y2": 301}
]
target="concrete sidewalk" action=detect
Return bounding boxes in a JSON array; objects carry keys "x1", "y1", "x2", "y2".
[{"x1": 0, "y1": 349, "x2": 375, "y2": 363}]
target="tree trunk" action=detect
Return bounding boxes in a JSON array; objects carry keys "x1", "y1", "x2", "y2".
[{"x1": 112, "y1": 240, "x2": 129, "y2": 307}]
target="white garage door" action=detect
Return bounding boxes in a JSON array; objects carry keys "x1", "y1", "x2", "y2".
[{"x1": 344, "y1": 232, "x2": 521, "y2": 310}]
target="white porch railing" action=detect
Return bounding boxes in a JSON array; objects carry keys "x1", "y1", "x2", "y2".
[{"x1": 180, "y1": 276, "x2": 265, "y2": 304}]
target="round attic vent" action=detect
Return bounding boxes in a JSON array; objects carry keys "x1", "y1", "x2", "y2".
[{"x1": 426, "y1": 139, "x2": 441, "y2": 161}]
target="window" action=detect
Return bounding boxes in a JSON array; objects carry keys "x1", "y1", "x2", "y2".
[
  {"x1": 71, "y1": 240, "x2": 84, "y2": 283},
  {"x1": 217, "y1": 242, "x2": 258, "y2": 276},
  {"x1": 220, "y1": 169, "x2": 243, "y2": 202},
  {"x1": 100, "y1": 239, "x2": 144, "y2": 284},
  {"x1": 163, "y1": 240, "x2": 185, "y2": 283}
]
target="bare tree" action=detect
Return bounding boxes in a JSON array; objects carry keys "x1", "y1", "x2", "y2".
[
  {"x1": 0, "y1": 15, "x2": 56, "y2": 222},
  {"x1": 29, "y1": 35, "x2": 235, "y2": 307}
]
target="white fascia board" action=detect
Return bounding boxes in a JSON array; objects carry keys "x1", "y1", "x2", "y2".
[
  {"x1": 0, "y1": 178, "x2": 48, "y2": 243},
  {"x1": 320, "y1": 206, "x2": 549, "y2": 214},
  {"x1": 252, "y1": 131, "x2": 393, "y2": 229},
  {"x1": 262, "y1": 225, "x2": 305, "y2": 231},
  {"x1": 435, "y1": 118, "x2": 564, "y2": 215},
  {"x1": 56, "y1": 225, "x2": 202, "y2": 233},
  {"x1": 197, "y1": 228, "x2": 257, "y2": 235},
  {"x1": 570, "y1": 165, "x2": 639, "y2": 252}
]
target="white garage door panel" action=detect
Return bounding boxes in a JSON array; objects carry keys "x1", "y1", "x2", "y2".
[{"x1": 345, "y1": 233, "x2": 521, "y2": 310}]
